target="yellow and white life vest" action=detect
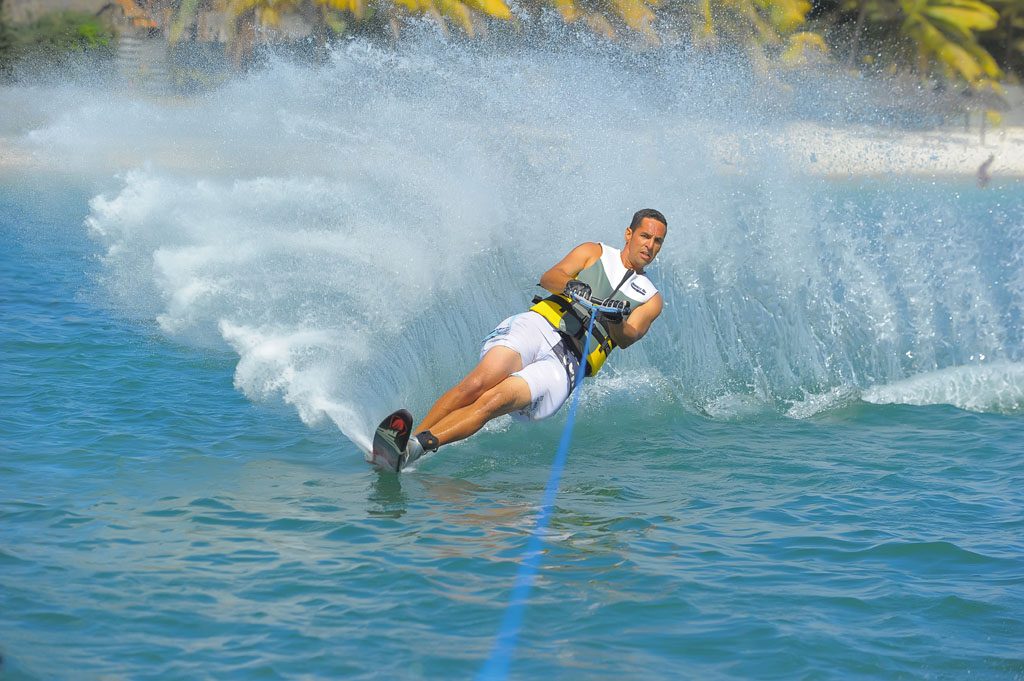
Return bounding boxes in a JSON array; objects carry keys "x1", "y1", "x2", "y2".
[{"x1": 529, "y1": 244, "x2": 657, "y2": 376}]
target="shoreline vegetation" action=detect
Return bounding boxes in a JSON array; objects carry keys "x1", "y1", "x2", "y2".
[{"x1": 1, "y1": 0, "x2": 1022, "y2": 90}]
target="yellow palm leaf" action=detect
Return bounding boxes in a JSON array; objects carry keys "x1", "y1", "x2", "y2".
[
  {"x1": 937, "y1": 0, "x2": 1001, "y2": 12},
  {"x1": 322, "y1": 0, "x2": 351, "y2": 12},
  {"x1": 438, "y1": 0, "x2": 475, "y2": 34},
  {"x1": 261, "y1": 6, "x2": 281, "y2": 25},
  {"x1": 554, "y1": 0, "x2": 581, "y2": 22},
  {"x1": 391, "y1": 0, "x2": 423, "y2": 11},
  {"x1": 963, "y1": 40, "x2": 1003, "y2": 78},
  {"x1": 766, "y1": 0, "x2": 811, "y2": 32},
  {"x1": 464, "y1": 0, "x2": 512, "y2": 20},
  {"x1": 937, "y1": 40, "x2": 984, "y2": 80},
  {"x1": 780, "y1": 30, "x2": 828, "y2": 65},
  {"x1": 611, "y1": 0, "x2": 656, "y2": 33},
  {"x1": 912, "y1": 19, "x2": 945, "y2": 48},
  {"x1": 700, "y1": 0, "x2": 714, "y2": 39},
  {"x1": 924, "y1": 5, "x2": 999, "y2": 34}
]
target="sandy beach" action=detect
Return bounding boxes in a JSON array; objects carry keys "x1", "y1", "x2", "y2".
[
  {"x1": 700, "y1": 120, "x2": 1024, "y2": 180},
  {"x1": 773, "y1": 122, "x2": 1024, "y2": 179}
]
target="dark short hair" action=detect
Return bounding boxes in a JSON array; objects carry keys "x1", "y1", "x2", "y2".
[{"x1": 629, "y1": 208, "x2": 667, "y2": 230}]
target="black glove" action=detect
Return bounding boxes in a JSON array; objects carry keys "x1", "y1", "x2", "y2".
[
  {"x1": 564, "y1": 279, "x2": 592, "y2": 303},
  {"x1": 598, "y1": 298, "x2": 631, "y2": 324}
]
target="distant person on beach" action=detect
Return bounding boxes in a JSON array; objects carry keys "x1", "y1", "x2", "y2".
[
  {"x1": 397, "y1": 208, "x2": 668, "y2": 469},
  {"x1": 978, "y1": 154, "x2": 995, "y2": 188}
]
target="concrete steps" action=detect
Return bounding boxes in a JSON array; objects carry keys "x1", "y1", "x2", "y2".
[{"x1": 117, "y1": 31, "x2": 167, "y2": 92}]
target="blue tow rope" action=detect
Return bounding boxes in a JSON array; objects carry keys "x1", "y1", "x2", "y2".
[{"x1": 477, "y1": 296, "x2": 610, "y2": 681}]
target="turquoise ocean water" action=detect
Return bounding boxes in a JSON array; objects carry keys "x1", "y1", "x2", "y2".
[{"x1": 2, "y1": 43, "x2": 1024, "y2": 679}]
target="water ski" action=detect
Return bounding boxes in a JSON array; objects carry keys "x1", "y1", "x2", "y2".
[{"x1": 370, "y1": 409, "x2": 414, "y2": 472}]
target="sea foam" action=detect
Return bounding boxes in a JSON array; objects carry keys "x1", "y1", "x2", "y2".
[{"x1": 863, "y1": 362, "x2": 1024, "y2": 414}]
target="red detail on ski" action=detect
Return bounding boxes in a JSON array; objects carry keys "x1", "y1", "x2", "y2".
[{"x1": 389, "y1": 415, "x2": 408, "y2": 434}]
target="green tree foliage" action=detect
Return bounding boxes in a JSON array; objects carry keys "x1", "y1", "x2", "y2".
[
  {"x1": 905, "y1": 0, "x2": 1000, "y2": 83},
  {"x1": 3, "y1": 11, "x2": 117, "y2": 72},
  {"x1": 165, "y1": 0, "x2": 1019, "y2": 86},
  {"x1": 687, "y1": 0, "x2": 827, "y2": 72},
  {"x1": 691, "y1": 0, "x2": 813, "y2": 47},
  {"x1": 0, "y1": 0, "x2": 15, "y2": 80},
  {"x1": 515, "y1": 0, "x2": 660, "y2": 42},
  {"x1": 982, "y1": 0, "x2": 1024, "y2": 77},
  {"x1": 204, "y1": 0, "x2": 817, "y2": 52},
  {"x1": 837, "y1": 0, "x2": 1003, "y2": 87}
]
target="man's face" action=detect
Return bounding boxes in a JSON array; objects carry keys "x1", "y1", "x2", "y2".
[{"x1": 623, "y1": 217, "x2": 667, "y2": 271}]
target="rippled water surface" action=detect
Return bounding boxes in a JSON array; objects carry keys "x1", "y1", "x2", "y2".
[{"x1": 2, "y1": 180, "x2": 1022, "y2": 680}]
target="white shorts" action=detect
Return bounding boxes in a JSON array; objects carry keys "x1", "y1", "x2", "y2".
[{"x1": 480, "y1": 311, "x2": 580, "y2": 421}]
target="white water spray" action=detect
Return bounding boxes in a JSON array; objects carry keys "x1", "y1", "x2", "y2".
[{"x1": 10, "y1": 39, "x2": 1023, "y2": 439}]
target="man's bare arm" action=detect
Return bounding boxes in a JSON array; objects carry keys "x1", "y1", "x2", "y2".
[
  {"x1": 538, "y1": 242, "x2": 602, "y2": 294},
  {"x1": 605, "y1": 293, "x2": 663, "y2": 349}
]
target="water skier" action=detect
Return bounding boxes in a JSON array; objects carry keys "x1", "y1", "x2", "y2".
[{"x1": 375, "y1": 208, "x2": 668, "y2": 471}]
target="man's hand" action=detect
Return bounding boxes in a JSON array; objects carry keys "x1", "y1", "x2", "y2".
[
  {"x1": 598, "y1": 298, "x2": 631, "y2": 325},
  {"x1": 564, "y1": 279, "x2": 593, "y2": 303}
]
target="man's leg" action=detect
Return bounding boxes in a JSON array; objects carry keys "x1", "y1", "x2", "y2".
[
  {"x1": 424, "y1": 375, "x2": 533, "y2": 447},
  {"x1": 416, "y1": 346, "x2": 523, "y2": 435}
]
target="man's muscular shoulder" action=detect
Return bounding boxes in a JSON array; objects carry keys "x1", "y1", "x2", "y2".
[{"x1": 572, "y1": 241, "x2": 603, "y2": 269}]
